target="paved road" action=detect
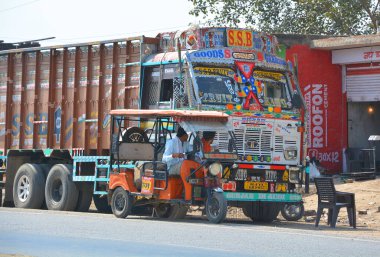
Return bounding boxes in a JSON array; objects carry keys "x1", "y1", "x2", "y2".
[{"x1": 0, "y1": 207, "x2": 379, "y2": 257}]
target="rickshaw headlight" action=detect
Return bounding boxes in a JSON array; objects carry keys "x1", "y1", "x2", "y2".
[{"x1": 209, "y1": 162, "x2": 223, "y2": 176}]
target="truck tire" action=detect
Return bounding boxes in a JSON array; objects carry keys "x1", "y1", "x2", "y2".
[
  {"x1": 93, "y1": 194, "x2": 112, "y2": 213},
  {"x1": 75, "y1": 182, "x2": 93, "y2": 212},
  {"x1": 45, "y1": 164, "x2": 79, "y2": 211},
  {"x1": 205, "y1": 192, "x2": 227, "y2": 224},
  {"x1": 281, "y1": 202, "x2": 305, "y2": 221},
  {"x1": 13, "y1": 163, "x2": 45, "y2": 209},
  {"x1": 154, "y1": 203, "x2": 188, "y2": 219},
  {"x1": 36, "y1": 164, "x2": 52, "y2": 210},
  {"x1": 111, "y1": 187, "x2": 133, "y2": 218},
  {"x1": 243, "y1": 202, "x2": 281, "y2": 222}
]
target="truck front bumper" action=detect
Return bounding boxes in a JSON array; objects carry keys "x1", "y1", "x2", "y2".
[{"x1": 224, "y1": 192, "x2": 302, "y2": 202}]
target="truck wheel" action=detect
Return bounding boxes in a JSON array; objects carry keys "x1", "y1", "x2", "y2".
[
  {"x1": 45, "y1": 164, "x2": 79, "y2": 211},
  {"x1": 205, "y1": 192, "x2": 227, "y2": 224},
  {"x1": 111, "y1": 187, "x2": 133, "y2": 218},
  {"x1": 174, "y1": 205, "x2": 188, "y2": 219},
  {"x1": 75, "y1": 182, "x2": 93, "y2": 212},
  {"x1": 154, "y1": 203, "x2": 188, "y2": 219},
  {"x1": 243, "y1": 202, "x2": 281, "y2": 222},
  {"x1": 13, "y1": 164, "x2": 45, "y2": 209},
  {"x1": 281, "y1": 202, "x2": 305, "y2": 221},
  {"x1": 155, "y1": 203, "x2": 171, "y2": 218},
  {"x1": 93, "y1": 194, "x2": 112, "y2": 213}
]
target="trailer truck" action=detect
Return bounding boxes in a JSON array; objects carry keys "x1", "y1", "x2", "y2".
[{"x1": 0, "y1": 26, "x2": 305, "y2": 221}]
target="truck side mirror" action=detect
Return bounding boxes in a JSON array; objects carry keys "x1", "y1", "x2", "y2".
[{"x1": 292, "y1": 92, "x2": 303, "y2": 109}]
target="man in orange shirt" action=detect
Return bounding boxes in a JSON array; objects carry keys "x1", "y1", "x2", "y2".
[{"x1": 202, "y1": 131, "x2": 216, "y2": 153}]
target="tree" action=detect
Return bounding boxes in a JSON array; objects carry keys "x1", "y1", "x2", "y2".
[{"x1": 189, "y1": 0, "x2": 380, "y2": 35}]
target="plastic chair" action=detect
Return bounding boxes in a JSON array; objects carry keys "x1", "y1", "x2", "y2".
[{"x1": 314, "y1": 177, "x2": 356, "y2": 228}]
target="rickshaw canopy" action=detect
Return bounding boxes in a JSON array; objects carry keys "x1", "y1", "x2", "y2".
[{"x1": 109, "y1": 109, "x2": 229, "y2": 122}]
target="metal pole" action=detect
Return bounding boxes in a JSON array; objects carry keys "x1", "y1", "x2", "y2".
[
  {"x1": 305, "y1": 157, "x2": 310, "y2": 194},
  {"x1": 177, "y1": 38, "x2": 184, "y2": 108}
]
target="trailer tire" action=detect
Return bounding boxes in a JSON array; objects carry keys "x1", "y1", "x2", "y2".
[
  {"x1": 93, "y1": 194, "x2": 112, "y2": 213},
  {"x1": 111, "y1": 187, "x2": 133, "y2": 218},
  {"x1": 243, "y1": 202, "x2": 281, "y2": 223},
  {"x1": 75, "y1": 182, "x2": 93, "y2": 212},
  {"x1": 45, "y1": 164, "x2": 79, "y2": 211},
  {"x1": 13, "y1": 163, "x2": 46, "y2": 209}
]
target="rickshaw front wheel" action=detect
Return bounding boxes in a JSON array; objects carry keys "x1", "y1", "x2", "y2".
[
  {"x1": 205, "y1": 192, "x2": 227, "y2": 224},
  {"x1": 111, "y1": 187, "x2": 133, "y2": 219}
]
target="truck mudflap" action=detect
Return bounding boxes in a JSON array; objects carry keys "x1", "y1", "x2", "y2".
[{"x1": 224, "y1": 192, "x2": 302, "y2": 202}]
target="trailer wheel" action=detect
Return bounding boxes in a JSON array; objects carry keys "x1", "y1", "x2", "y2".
[
  {"x1": 93, "y1": 194, "x2": 112, "y2": 213},
  {"x1": 122, "y1": 127, "x2": 148, "y2": 143},
  {"x1": 111, "y1": 187, "x2": 133, "y2": 218},
  {"x1": 45, "y1": 164, "x2": 79, "y2": 211},
  {"x1": 243, "y1": 202, "x2": 281, "y2": 222},
  {"x1": 75, "y1": 182, "x2": 93, "y2": 212},
  {"x1": 205, "y1": 192, "x2": 227, "y2": 224},
  {"x1": 13, "y1": 164, "x2": 46, "y2": 209}
]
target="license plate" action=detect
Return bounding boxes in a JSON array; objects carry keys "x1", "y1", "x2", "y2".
[
  {"x1": 244, "y1": 181, "x2": 268, "y2": 191},
  {"x1": 141, "y1": 176, "x2": 154, "y2": 195}
]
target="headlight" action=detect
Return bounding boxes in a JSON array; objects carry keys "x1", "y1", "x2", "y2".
[
  {"x1": 209, "y1": 162, "x2": 223, "y2": 176},
  {"x1": 284, "y1": 147, "x2": 297, "y2": 160},
  {"x1": 288, "y1": 167, "x2": 300, "y2": 183}
]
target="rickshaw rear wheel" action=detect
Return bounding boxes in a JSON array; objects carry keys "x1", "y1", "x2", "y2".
[
  {"x1": 93, "y1": 194, "x2": 112, "y2": 213},
  {"x1": 111, "y1": 187, "x2": 133, "y2": 219},
  {"x1": 205, "y1": 192, "x2": 227, "y2": 224},
  {"x1": 155, "y1": 203, "x2": 188, "y2": 219}
]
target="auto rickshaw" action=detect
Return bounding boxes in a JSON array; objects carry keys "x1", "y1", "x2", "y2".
[{"x1": 108, "y1": 109, "x2": 238, "y2": 224}]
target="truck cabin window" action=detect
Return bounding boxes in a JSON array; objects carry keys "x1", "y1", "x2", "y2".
[
  {"x1": 196, "y1": 77, "x2": 239, "y2": 105},
  {"x1": 263, "y1": 81, "x2": 289, "y2": 108},
  {"x1": 160, "y1": 79, "x2": 173, "y2": 102}
]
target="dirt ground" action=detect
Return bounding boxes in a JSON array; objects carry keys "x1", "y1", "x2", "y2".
[{"x1": 221, "y1": 177, "x2": 380, "y2": 238}]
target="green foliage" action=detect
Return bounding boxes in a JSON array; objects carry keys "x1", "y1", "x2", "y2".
[{"x1": 189, "y1": 0, "x2": 380, "y2": 35}]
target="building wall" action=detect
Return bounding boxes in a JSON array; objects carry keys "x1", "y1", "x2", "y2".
[{"x1": 286, "y1": 45, "x2": 346, "y2": 172}]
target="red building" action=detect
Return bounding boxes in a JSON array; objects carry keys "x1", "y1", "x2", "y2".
[{"x1": 279, "y1": 34, "x2": 380, "y2": 173}]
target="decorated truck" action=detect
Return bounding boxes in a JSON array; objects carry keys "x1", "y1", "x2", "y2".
[{"x1": 0, "y1": 26, "x2": 305, "y2": 221}]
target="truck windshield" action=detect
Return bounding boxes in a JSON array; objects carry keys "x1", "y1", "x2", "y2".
[
  {"x1": 196, "y1": 76, "x2": 239, "y2": 105},
  {"x1": 254, "y1": 70, "x2": 292, "y2": 109},
  {"x1": 195, "y1": 69, "x2": 292, "y2": 109}
]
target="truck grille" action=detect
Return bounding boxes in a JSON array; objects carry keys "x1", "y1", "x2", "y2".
[
  {"x1": 274, "y1": 136, "x2": 283, "y2": 153},
  {"x1": 216, "y1": 128, "x2": 273, "y2": 156}
]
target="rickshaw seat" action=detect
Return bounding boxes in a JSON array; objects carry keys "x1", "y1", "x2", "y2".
[
  {"x1": 116, "y1": 143, "x2": 155, "y2": 161},
  {"x1": 134, "y1": 161, "x2": 167, "y2": 190}
]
